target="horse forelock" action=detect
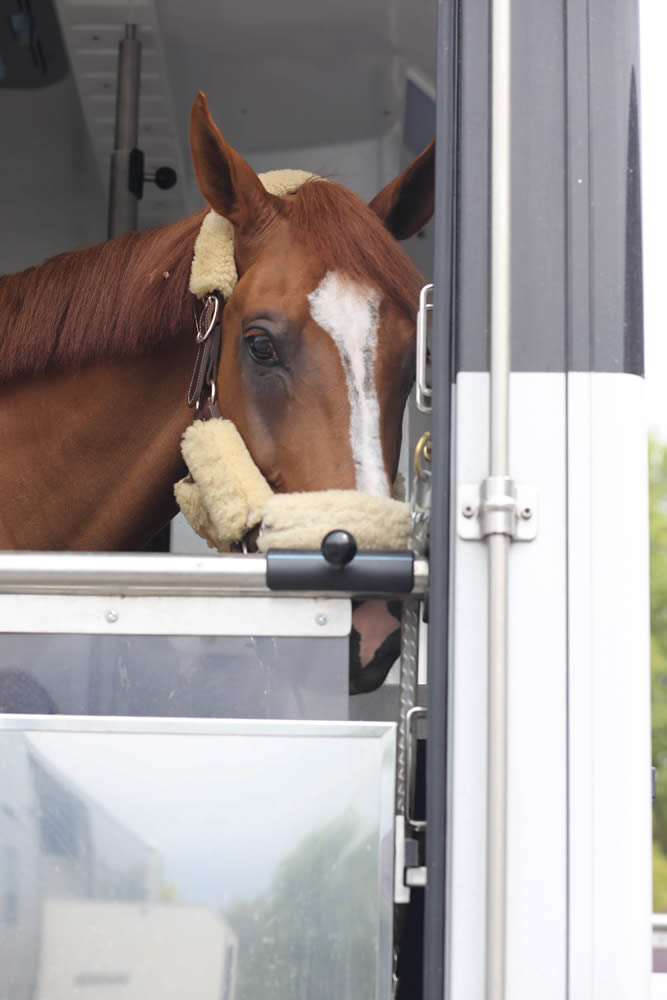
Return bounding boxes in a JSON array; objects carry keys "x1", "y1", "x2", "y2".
[{"x1": 0, "y1": 213, "x2": 205, "y2": 383}]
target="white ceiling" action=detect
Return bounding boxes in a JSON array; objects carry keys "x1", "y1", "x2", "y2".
[
  {"x1": 158, "y1": 0, "x2": 428, "y2": 152},
  {"x1": 51, "y1": 0, "x2": 435, "y2": 226}
]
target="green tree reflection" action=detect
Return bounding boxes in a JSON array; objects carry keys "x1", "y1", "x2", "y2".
[
  {"x1": 651, "y1": 437, "x2": 667, "y2": 908},
  {"x1": 228, "y1": 810, "x2": 380, "y2": 999}
]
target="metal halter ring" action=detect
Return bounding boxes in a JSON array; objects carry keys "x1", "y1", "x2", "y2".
[
  {"x1": 195, "y1": 294, "x2": 220, "y2": 344},
  {"x1": 414, "y1": 431, "x2": 432, "y2": 482}
]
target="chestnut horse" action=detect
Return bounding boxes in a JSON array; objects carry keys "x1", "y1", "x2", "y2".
[{"x1": 0, "y1": 92, "x2": 434, "y2": 691}]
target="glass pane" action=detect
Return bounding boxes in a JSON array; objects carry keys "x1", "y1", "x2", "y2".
[
  {"x1": 0, "y1": 721, "x2": 394, "y2": 1000},
  {"x1": 0, "y1": 634, "x2": 348, "y2": 720}
]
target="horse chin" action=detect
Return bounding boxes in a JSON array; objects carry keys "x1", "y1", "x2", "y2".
[{"x1": 349, "y1": 600, "x2": 401, "y2": 695}]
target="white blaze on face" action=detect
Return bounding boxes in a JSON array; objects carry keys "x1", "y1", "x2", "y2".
[{"x1": 308, "y1": 271, "x2": 389, "y2": 496}]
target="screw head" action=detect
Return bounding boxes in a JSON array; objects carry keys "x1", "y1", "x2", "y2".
[
  {"x1": 462, "y1": 504, "x2": 475, "y2": 519},
  {"x1": 520, "y1": 506, "x2": 533, "y2": 520},
  {"x1": 105, "y1": 609, "x2": 119, "y2": 623},
  {"x1": 315, "y1": 613, "x2": 328, "y2": 627}
]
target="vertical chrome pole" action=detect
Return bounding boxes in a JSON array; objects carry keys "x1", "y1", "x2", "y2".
[
  {"x1": 107, "y1": 24, "x2": 141, "y2": 238},
  {"x1": 486, "y1": 0, "x2": 511, "y2": 998}
]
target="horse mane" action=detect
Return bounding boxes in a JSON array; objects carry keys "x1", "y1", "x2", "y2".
[
  {"x1": 286, "y1": 180, "x2": 424, "y2": 320},
  {"x1": 0, "y1": 212, "x2": 204, "y2": 383},
  {"x1": 0, "y1": 179, "x2": 423, "y2": 384}
]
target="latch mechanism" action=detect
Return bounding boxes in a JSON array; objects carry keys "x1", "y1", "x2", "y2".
[
  {"x1": 394, "y1": 817, "x2": 427, "y2": 903},
  {"x1": 457, "y1": 476, "x2": 538, "y2": 541},
  {"x1": 395, "y1": 706, "x2": 427, "y2": 903}
]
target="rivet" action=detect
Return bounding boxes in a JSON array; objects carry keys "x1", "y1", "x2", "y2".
[
  {"x1": 315, "y1": 614, "x2": 328, "y2": 626},
  {"x1": 462, "y1": 504, "x2": 475, "y2": 519},
  {"x1": 105, "y1": 609, "x2": 119, "y2": 623},
  {"x1": 520, "y1": 506, "x2": 533, "y2": 520}
]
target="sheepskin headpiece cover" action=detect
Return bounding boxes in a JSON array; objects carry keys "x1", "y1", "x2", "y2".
[{"x1": 175, "y1": 169, "x2": 411, "y2": 553}]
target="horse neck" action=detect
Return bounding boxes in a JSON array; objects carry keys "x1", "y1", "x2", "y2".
[
  {"x1": 0, "y1": 342, "x2": 198, "y2": 551},
  {"x1": 0, "y1": 219, "x2": 205, "y2": 551}
]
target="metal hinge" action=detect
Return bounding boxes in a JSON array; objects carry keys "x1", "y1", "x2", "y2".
[{"x1": 457, "y1": 476, "x2": 538, "y2": 541}]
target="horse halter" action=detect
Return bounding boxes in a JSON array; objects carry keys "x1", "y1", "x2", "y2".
[
  {"x1": 185, "y1": 170, "x2": 317, "y2": 423},
  {"x1": 187, "y1": 292, "x2": 223, "y2": 420}
]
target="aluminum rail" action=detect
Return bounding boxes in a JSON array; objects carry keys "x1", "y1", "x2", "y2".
[
  {"x1": 486, "y1": 1, "x2": 512, "y2": 999},
  {"x1": 107, "y1": 24, "x2": 141, "y2": 237},
  {"x1": 0, "y1": 552, "x2": 428, "y2": 599}
]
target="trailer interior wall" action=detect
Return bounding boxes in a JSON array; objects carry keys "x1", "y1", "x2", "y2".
[{"x1": 0, "y1": 77, "x2": 105, "y2": 274}]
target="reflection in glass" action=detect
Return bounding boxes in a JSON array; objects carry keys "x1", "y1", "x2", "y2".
[
  {"x1": 0, "y1": 633, "x2": 348, "y2": 720},
  {"x1": 0, "y1": 722, "x2": 394, "y2": 1000}
]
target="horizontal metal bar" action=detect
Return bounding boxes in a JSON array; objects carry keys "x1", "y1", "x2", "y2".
[
  {"x1": 0, "y1": 552, "x2": 428, "y2": 599},
  {"x1": 0, "y1": 595, "x2": 351, "y2": 637},
  {"x1": 0, "y1": 714, "x2": 397, "y2": 740}
]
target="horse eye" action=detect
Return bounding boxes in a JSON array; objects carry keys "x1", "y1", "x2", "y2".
[{"x1": 245, "y1": 332, "x2": 280, "y2": 366}]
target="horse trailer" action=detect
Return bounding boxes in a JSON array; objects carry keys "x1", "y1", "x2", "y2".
[{"x1": 0, "y1": 0, "x2": 654, "y2": 998}]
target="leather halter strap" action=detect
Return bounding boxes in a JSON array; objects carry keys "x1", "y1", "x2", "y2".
[{"x1": 188, "y1": 292, "x2": 223, "y2": 420}]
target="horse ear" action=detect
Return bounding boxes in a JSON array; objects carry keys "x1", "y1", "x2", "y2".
[
  {"x1": 369, "y1": 139, "x2": 435, "y2": 240},
  {"x1": 189, "y1": 92, "x2": 275, "y2": 227}
]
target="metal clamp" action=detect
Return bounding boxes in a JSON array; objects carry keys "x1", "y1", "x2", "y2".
[
  {"x1": 416, "y1": 283, "x2": 433, "y2": 413},
  {"x1": 457, "y1": 477, "x2": 537, "y2": 541},
  {"x1": 394, "y1": 815, "x2": 427, "y2": 903}
]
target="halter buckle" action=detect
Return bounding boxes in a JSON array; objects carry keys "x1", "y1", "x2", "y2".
[
  {"x1": 195, "y1": 294, "x2": 220, "y2": 344},
  {"x1": 188, "y1": 292, "x2": 223, "y2": 413}
]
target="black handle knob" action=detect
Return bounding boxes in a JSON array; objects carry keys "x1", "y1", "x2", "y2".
[
  {"x1": 321, "y1": 530, "x2": 358, "y2": 568},
  {"x1": 152, "y1": 166, "x2": 178, "y2": 190}
]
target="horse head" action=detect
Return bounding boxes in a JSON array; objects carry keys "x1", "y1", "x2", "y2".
[
  {"x1": 188, "y1": 94, "x2": 434, "y2": 693},
  {"x1": 189, "y1": 92, "x2": 434, "y2": 498}
]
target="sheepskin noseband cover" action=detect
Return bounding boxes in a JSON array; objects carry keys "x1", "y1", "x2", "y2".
[
  {"x1": 177, "y1": 167, "x2": 411, "y2": 552},
  {"x1": 175, "y1": 419, "x2": 411, "y2": 552}
]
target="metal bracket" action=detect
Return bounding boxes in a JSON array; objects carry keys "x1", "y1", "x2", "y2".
[
  {"x1": 405, "y1": 865, "x2": 428, "y2": 888},
  {"x1": 457, "y1": 477, "x2": 538, "y2": 541},
  {"x1": 394, "y1": 815, "x2": 428, "y2": 904}
]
